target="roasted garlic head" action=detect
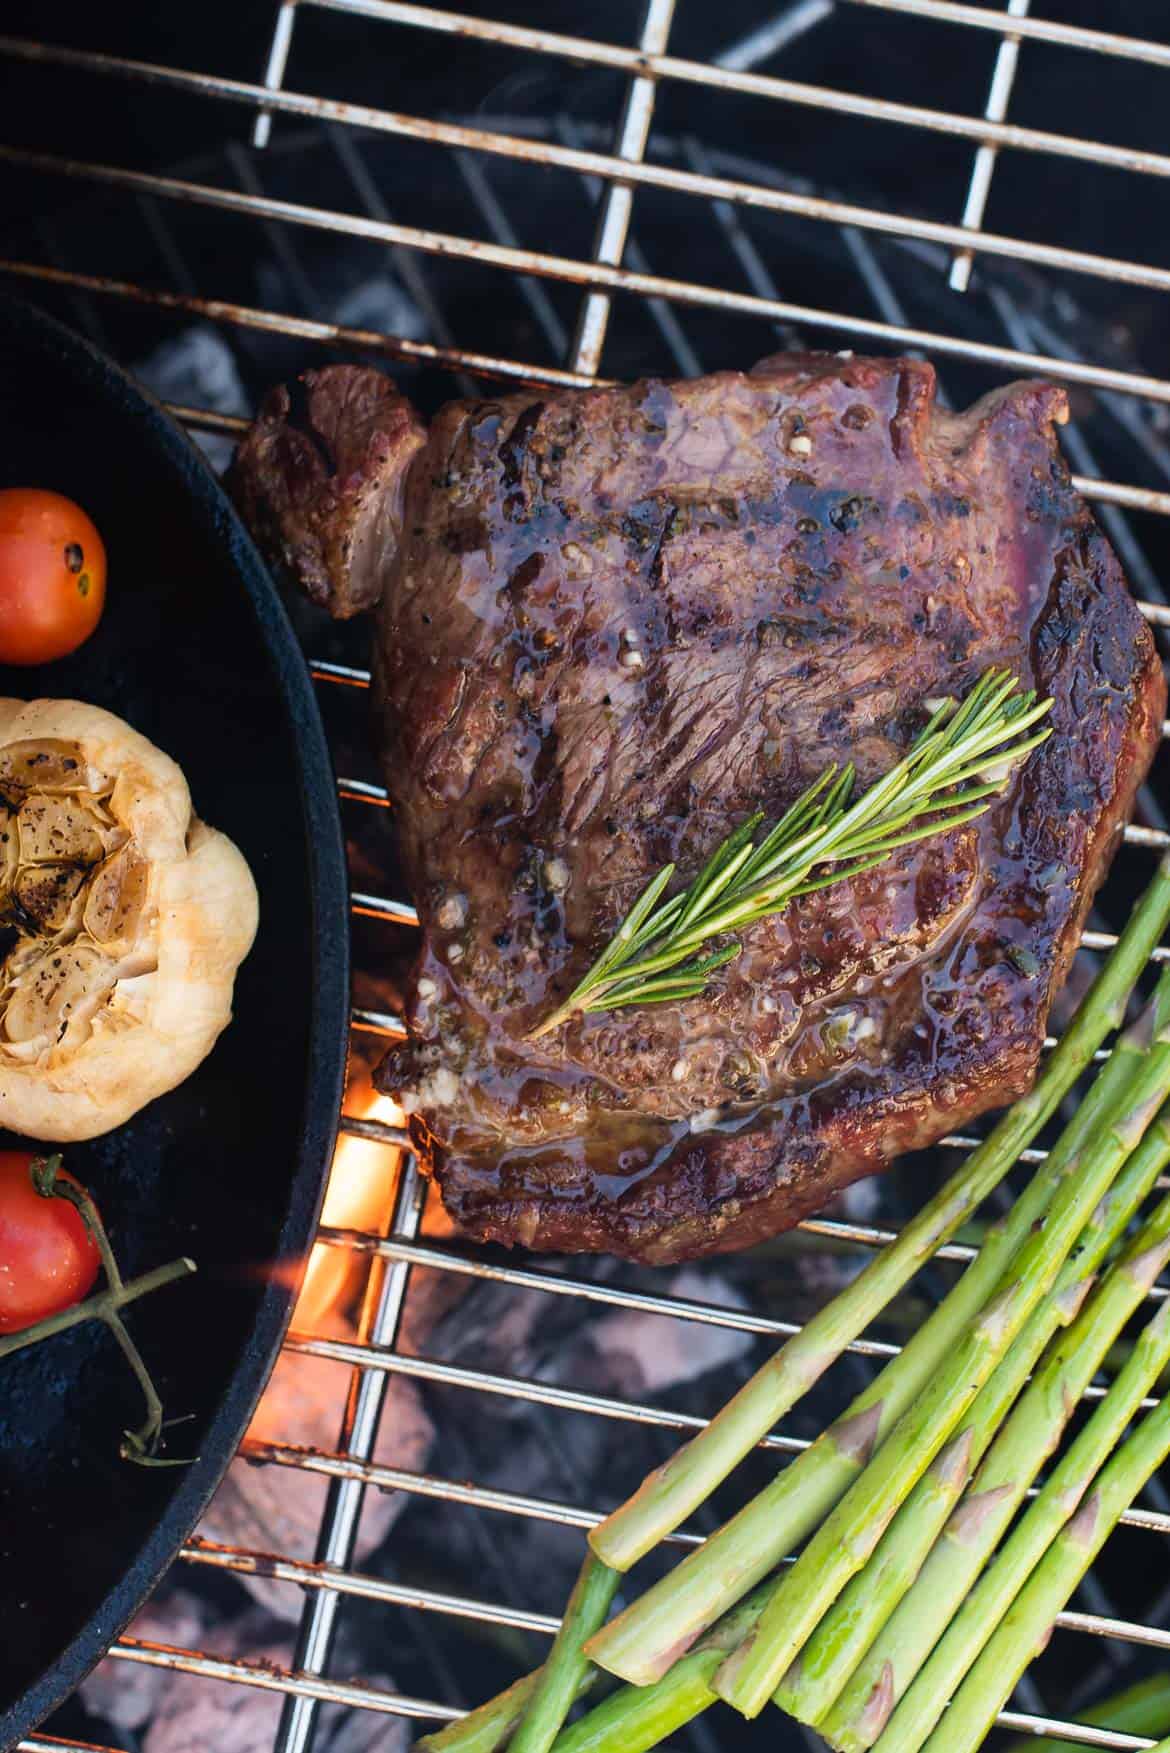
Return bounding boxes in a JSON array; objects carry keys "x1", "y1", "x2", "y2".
[{"x1": 0, "y1": 699, "x2": 258, "y2": 1141}]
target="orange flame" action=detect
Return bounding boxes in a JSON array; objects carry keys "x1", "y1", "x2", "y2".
[{"x1": 294, "y1": 1089, "x2": 404, "y2": 1332}]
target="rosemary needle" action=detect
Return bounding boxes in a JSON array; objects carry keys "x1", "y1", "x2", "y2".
[{"x1": 528, "y1": 668, "x2": 1052, "y2": 1041}]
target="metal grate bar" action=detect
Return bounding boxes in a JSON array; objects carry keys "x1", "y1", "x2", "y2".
[
  {"x1": 840, "y1": 0, "x2": 1170, "y2": 67},
  {"x1": 350, "y1": 892, "x2": 417, "y2": 925},
  {"x1": 8, "y1": 145, "x2": 1170, "y2": 406},
  {"x1": 166, "y1": 402, "x2": 248, "y2": 435},
  {"x1": 237, "y1": 1435, "x2": 700, "y2": 1544},
  {"x1": 337, "y1": 776, "x2": 390, "y2": 807},
  {"x1": 1059, "y1": 1609, "x2": 1170, "y2": 1653},
  {"x1": 1083, "y1": 930, "x2": 1170, "y2": 962},
  {"x1": 994, "y1": 1717, "x2": 1154, "y2": 1753},
  {"x1": 308, "y1": 659, "x2": 374, "y2": 685},
  {"x1": 252, "y1": 0, "x2": 297, "y2": 149},
  {"x1": 318, "y1": 1230, "x2": 1168, "y2": 1368},
  {"x1": 101, "y1": 1619, "x2": 1170, "y2": 1753},
  {"x1": 18, "y1": 1740, "x2": 127, "y2": 1753},
  {"x1": 568, "y1": 0, "x2": 676, "y2": 374},
  {"x1": 276, "y1": 1157, "x2": 425, "y2": 1753},
  {"x1": 337, "y1": 1114, "x2": 411, "y2": 1148},
  {"x1": 11, "y1": 263, "x2": 1170, "y2": 532},
  {"x1": 347, "y1": 1008, "x2": 406, "y2": 1040},
  {"x1": 178, "y1": 1537, "x2": 1170, "y2": 1654},
  {"x1": 282, "y1": 1330, "x2": 1170, "y2": 1451},
  {"x1": 95, "y1": 1631, "x2": 1167, "y2": 1747},
  {"x1": 9, "y1": 39, "x2": 1170, "y2": 302},
  {"x1": 183, "y1": 1539, "x2": 562, "y2": 1635},
  {"x1": 0, "y1": 258, "x2": 599, "y2": 389},
  {"x1": 302, "y1": 0, "x2": 1170, "y2": 184},
  {"x1": 948, "y1": 0, "x2": 1030, "y2": 292},
  {"x1": 243, "y1": 1428, "x2": 1170, "y2": 1547},
  {"x1": 283, "y1": 1331, "x2": 813, "y2": 1453},
  {"x1": 318, "y1": 1232, "x2": 903, "y2": 1355},
  {"x1": 716, "y1": 1, "x2": 836, "y2": 73},
  {"x1": 107, "y1": 1639, "x2": 457, "y2": 1725}
]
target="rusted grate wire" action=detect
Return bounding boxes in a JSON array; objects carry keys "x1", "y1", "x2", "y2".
[{"x1": 3, "y1": 2, "x2": 1170, "y2": 1749}]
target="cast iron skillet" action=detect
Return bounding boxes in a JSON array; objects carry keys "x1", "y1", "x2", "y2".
[{"x1": 0, "y1": 293, "x2": 350, "y2": 1749}]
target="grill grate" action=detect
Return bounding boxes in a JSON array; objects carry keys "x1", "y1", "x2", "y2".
[{"x1": 3, "y1": 2, "x2": 1170, "y2": 1749}]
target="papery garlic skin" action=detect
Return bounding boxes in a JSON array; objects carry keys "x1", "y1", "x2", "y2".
[{"x1": 0, "y1": 698, "x2": 258, "y2": 1142}]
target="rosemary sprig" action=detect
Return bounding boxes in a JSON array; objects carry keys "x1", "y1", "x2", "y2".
[{"x1": 528, "y1": 668, "x2": 1053, "y2": 1041}]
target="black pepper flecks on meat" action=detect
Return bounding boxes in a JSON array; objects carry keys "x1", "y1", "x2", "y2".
[
  {"x1": 828, "y1": 493, "x2": 879, "y2": 534},
  {"x1": 272, "y1": 352, "x2": 1169, "y2": 1263}
]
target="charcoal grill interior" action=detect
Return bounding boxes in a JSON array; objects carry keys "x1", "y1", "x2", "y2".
[{"x1": 2, "y1": 2, "x2": 1170, "y2": 1750}]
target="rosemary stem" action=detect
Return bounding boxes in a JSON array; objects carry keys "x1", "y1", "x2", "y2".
[{"x1": 528, "y1": 669, "x2": 1052, "y2": 1042}]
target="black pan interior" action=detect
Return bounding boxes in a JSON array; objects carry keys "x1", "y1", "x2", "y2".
[{"x1": 0, "y1": 293, "x2": 349, "y2": 1750}]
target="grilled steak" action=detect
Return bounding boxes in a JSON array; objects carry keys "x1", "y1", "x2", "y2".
[
  {"x1": 234, "y1": 353, "x2": 1165, "y2": 1264},
  {"x1": 233, "y1": 367, "x2": 425, "y2": 618}
]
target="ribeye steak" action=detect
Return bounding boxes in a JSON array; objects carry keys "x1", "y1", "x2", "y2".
[{"x1": 234, "y1": 352, "x2": 1165, "y2": 1263}]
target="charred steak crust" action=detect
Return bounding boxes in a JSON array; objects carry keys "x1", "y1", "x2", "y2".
[
  {"x1": 236, "y1": 353, "x2": 1165, "y2": 1265},
  {"x1": 230, "y1": 365, "x2": 425, "y2": 619}
]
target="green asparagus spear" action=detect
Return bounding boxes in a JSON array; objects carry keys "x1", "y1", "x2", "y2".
[
  {"x1": 587, "y1": 869, "x2": 1170, "y2": 1682},
  {"x1": 714, "y1": 1001, "x2": 1170, "y2": 1717},
  {"x1": 507, "y1": 1554, "x2": 619, "y2": 1753},
  {"x1": 779, "y1": 1109, "x2": 1170, "y2": 1728},
  {"x1": 549, "y1": 1582, "x2": 774, "y2": 1753},
  {"x1": 916, "y1": 1372, "x2": 1170, "y2": 1753},
  {"x1": 416, "y1": 1674, "x2": 544, "y2": 1753},
  {"x1": 414, "y1": 1647, "x2": 596, "y2": 1752},
  {"x1": 553, "y1": 1137, "x2": 1170, "y2": 1753},
  {"x1": 588, "y1": 857, "x2": 1170, "y2": 1582},
  {"x1": 821, "y1": 1116, "x2": 1170, "y2": 1753}
]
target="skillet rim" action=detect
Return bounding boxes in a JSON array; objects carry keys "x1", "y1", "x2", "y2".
[{"x1": 0, "y1": 288, "x2": 351, "y2": 1750}]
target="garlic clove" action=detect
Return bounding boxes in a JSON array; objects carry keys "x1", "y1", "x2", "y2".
[
  {"x1": 0, "y1": 807, "x2": 15, "y2": 891},
  {"x1": 16, "y1": 793, "x2": 110, "y2": 866},
  {"x1": 3, "y1": 941, "x2": 120, "y2": 1046},
  {"x1": 84, "y1": 844, "x2": 151, "y2": 948},
  {"x1": 14, "y1": 864, "x2": 89, "y2": 936},
  {"x1": 0, "y1": 738, "x2": 101, "y2": 800}
]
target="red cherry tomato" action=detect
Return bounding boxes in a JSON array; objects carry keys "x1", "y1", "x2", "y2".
[
  {"x1": 0, "y1": 488, "x2": 107, "y2": 665},
  {"x1": 0, "y1": 1150, "x2": 101, "y2": 1334}
]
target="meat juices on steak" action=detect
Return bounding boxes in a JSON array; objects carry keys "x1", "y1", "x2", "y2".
[{"x1": 234, "y1": 353, "x2": 1165, "y2": 1264}]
